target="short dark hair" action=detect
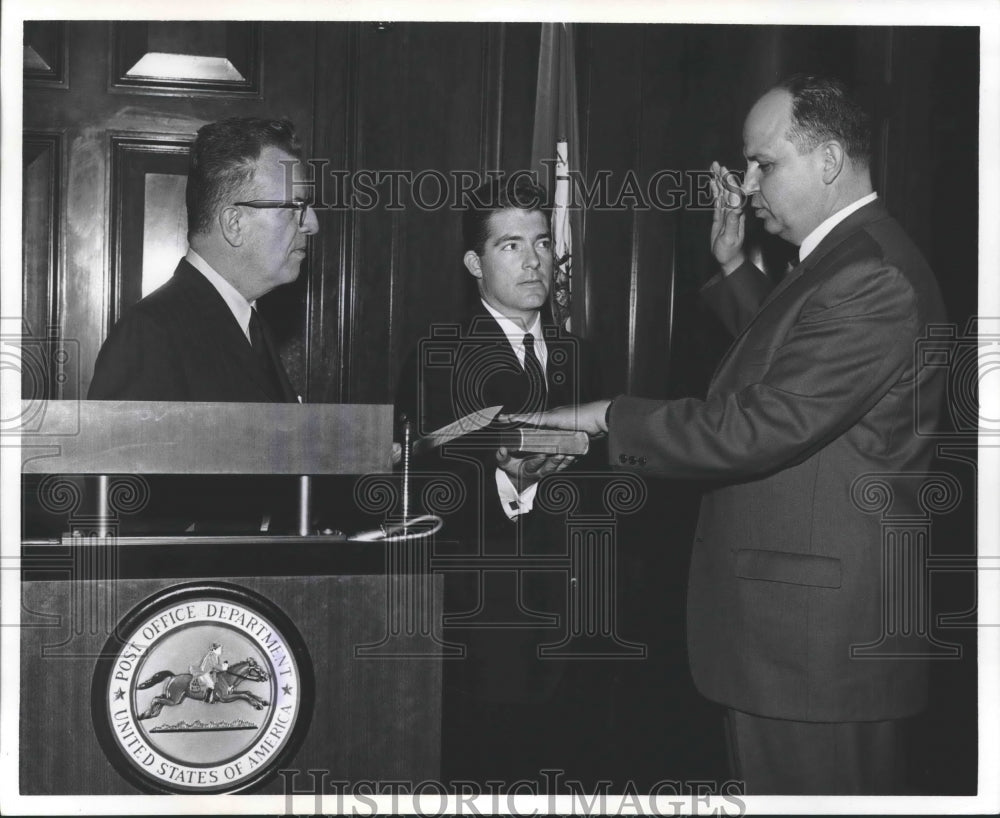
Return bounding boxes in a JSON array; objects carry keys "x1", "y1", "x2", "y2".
[
  {"x1": 186, "y1": 117, "x2": 302, "y2": 236},
  {"x1": 776, "y1": 74, "x2": 871, "y2": 167},
  {"x1": 462, "y1": 174, "x2": 550, "y2": 256}
]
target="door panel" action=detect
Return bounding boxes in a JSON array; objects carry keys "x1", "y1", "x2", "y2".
[{"x1": 23, "y1": 21, "x2": 318, "y2": 399}]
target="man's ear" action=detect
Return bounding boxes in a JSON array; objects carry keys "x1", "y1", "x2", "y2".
[
  {"x1": 820, "y1": 140, "x2": 846, "y2": 185},
  {"x1": 463, "y1": 250, "x2": 483, "y2": 279},
  {"x1": 218, "y1": 206, "x2": 244, "y2": 247}
]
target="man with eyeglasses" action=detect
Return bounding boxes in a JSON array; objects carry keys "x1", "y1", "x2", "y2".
[
  {"x1": 90, "y1": 116, "x2": 318, "y2": 402},
  {"x1": 87, "y1": 118, "x2": 317, "y2": 534}
]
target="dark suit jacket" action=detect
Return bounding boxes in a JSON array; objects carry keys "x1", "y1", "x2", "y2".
[
  {"x1": 87, "y1": 258, "x2": 299, "y2": 532},
  {"x1": 396, "y1": 305, "x2": 602, "y2": 702},
  {"x1": 89, "y1": 259, "x2": 297, "y2": 402},
  {"x1": 610, "y1": 201, "x2": 947, "y2": 722}
]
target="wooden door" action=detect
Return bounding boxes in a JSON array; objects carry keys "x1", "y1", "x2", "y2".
[
  {"x1": 23, "y1": 21, "x2": 318, "y2": 400},
  {"x1": 22, "y1": 21, "x2": 540, "y2": 405}
]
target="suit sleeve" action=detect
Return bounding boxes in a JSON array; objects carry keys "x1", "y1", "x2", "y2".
[
  {"x1": 88, "y1": 311, "x2": 184, "y2": 400},
  {"x1": 573, "y1": 335, "x2": 607, "y2": 469},
  {"x1": 700, "y1": 261, "x2": 774, "y2": 337},
  {"x1": 609, "y1": 260, "x2": 919, "y2": 480}
]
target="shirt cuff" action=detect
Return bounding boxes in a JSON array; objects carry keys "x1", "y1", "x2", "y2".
[
  {"x1": 495, "y1": 468, "x2": 539, "y2": 519},
  {"x1": 604, "y1": 398, "x2": 616, "y2": 433}
]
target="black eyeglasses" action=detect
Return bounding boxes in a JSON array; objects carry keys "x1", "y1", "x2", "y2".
[{"x1": 233, "y1": 198, "x2": 311, "y2": 226}]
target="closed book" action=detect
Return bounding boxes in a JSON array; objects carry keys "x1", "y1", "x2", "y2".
[{"x1": 453, "y1": 428, "x2": 590, "y2": 455}]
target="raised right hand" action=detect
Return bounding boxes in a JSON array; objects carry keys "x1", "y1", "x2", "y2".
[{"x1": 710, "y1": 161, "x2": 747, "y2": 275}]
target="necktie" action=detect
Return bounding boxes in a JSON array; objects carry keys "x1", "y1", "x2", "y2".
[
  {"x1": 522, "y1": 332, "x2": 547, "y2": 413},
  {"x1": 248, "y1": 308, "x2": 283, "y2": 397}
]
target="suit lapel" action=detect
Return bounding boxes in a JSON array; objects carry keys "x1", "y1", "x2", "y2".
[
  {"x1": 757, "y1": 202, "x2": 891, "y2": 317},
  {"x1": 466, "y1": 307, "x2": 554, "y2": 412},
  {"x1": 710, "y1": 201, "x2": 891, "y2": 383},
  {"x1": 175, "y1": 261, "x2": 294, "y2": 402},
  {"x1": 467, "y1": 311, "x2": 533, "y2": 412}
]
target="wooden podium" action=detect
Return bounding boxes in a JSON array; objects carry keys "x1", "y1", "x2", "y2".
[{"x1": 18, "y1": 401, "x2": 443, "y2": 795}]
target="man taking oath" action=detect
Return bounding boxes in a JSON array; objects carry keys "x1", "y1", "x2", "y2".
[{"x1": 508, "y1": 75, "x2": 947, "y2": 794}]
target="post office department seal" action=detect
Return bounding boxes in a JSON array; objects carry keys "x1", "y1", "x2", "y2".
[{"x1": 91, "y1": 582, "x2": 313, "y2": 793}]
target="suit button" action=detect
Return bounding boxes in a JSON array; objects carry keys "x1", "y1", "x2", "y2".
[
  {"x1": 639, "y1": 456, "x2": 647, "y2": 466},
  {"x1": 628, "y1": 455, "x2": 637, "y2": 465},
  {"x1": 619, "y1": 454, "x2": 628, "y2": 464}
]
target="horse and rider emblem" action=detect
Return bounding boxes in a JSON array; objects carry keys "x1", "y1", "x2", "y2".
[
  {"x1": 135, "y1": 642, "x2": 270, "y2": 720},
  {"x1": 92, "y1": 583, "x2": 312, "y2": 794}
]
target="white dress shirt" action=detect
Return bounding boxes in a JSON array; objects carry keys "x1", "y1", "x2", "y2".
[
  {"x1": 185, "y1": 249, "x2": 301, "y2": 405},
  {"x1": 798, "y1": 192, "x2": 878, "y2": 263},
  {"x1": 185, "y1": 248, "x2": 255, "y2": 339},
  {"x1": 480, "y1": 300, "x2": 548, "y2": 519}
]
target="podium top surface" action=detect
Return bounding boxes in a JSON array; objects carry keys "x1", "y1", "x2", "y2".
[{"x1": 20, "y1": 400, "x2": 393, "y2": 475}]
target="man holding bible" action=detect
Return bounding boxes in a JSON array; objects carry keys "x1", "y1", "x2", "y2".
[
  {"x1": 395, "y1": 175, "x2": 603, "y2": 786},
  {"x1": 508, "y1": 75, "x2": 947, "y2": 794}
]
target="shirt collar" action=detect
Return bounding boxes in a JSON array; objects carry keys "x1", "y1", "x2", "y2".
[
  {"x1": 798, "y1": 192, "x2": 878, "y2": 263},
  {"x1": 480, "y1": 299, "x2": 544, "y2": 348},
  {"x1": 185, "y1": 248, "x2": 255, "y2": 339}
]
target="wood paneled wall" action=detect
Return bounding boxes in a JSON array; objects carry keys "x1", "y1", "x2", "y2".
[
  {"x1": 574, "y1": 24, "x2": 978, "y2": 400},
  {"x1": 309, "y1": 23, "x2": 541, "y2": 403},
  {"x1": 23, "y1": 22, "x2": 978, "y2": 406},
  {"x1": 19, "y1": 20, "x2": 980, "y2": 793},
  {"x1": 23, "y1": 22, "x2": 319, "y2": 400}
]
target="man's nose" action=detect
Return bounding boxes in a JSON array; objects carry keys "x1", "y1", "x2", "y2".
[
  {"x1": 523, "y1": 246, "x2": 541, "y2": 269},
  {"x1": 742, "y1": 165, "x2": 760, "y2": 195},
  {"x1": 300, "y1": 205, "x2": 319, "y2": 235}
]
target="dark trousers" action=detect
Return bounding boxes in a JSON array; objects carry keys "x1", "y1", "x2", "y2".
[{"x1": 724, "y1": 708, "x2": 907, "y2": 794}]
